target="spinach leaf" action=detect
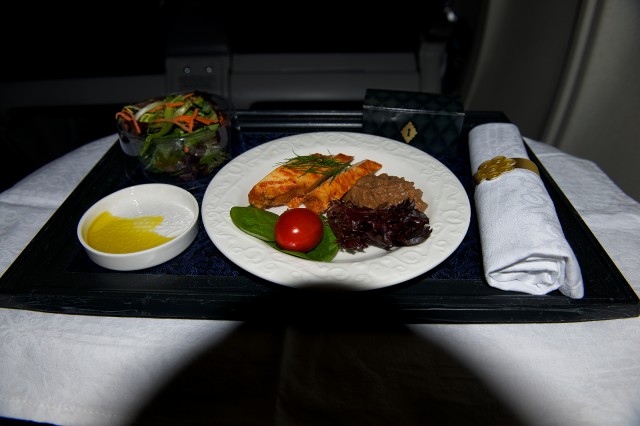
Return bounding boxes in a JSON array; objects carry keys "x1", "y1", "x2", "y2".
[
  {"x1": 229, "y1": 206, "x2": 339, "y2": 262},
  {"x1": 230, "y1": 206, "x2": 277, "y2": 241}
]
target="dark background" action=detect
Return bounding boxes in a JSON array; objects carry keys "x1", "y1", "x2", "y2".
[{"x1": 0, "y1": 1, "x2": 481, "y2": 191}]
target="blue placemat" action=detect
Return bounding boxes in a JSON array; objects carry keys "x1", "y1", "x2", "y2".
[{"x1": 69, "y1": 131, "x2": 483, "y2": 281}]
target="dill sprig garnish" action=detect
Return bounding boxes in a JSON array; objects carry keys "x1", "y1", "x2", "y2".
[{"x1": 277, "y1": 153, "x2": 352, "y2": 179}]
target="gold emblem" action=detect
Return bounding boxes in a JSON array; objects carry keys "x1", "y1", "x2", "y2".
[
  {"x1": 401, "y1": 121, "x2": 417, "y2": 143},
  {"x1": 473, "y1": 156, "x2": 540, "y2": 185}
]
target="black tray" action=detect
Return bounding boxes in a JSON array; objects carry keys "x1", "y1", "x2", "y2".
[{"x1": 0, "y1": 111, "x2": 637, "y2": 323}]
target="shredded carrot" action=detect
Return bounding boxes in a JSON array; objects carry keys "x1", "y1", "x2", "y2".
[
  {"x1": 174, "y1": 121, "x2": 190, "y2": 133},
  {"x1": 115, "y1": 110, "x2": 141, "y2": 134},
  {"x1": 194, "y1": 116, "x2": 213, "y2": 125},
  {"x1": 188, "y1": 108, "x2": 198, "y2": 132},
  {"x1": 195, "y1": 115, "x2": 224, "y2": 125},
  {"x1": 115, "y1": 111, "x2": 131, "y2": 121}
]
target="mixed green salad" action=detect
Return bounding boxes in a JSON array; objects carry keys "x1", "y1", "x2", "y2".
[{"x1": 116, "y1": 91, "x2": 229, "y2": 179}]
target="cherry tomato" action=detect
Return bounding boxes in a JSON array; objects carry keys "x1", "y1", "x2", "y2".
[{"x1": 274, "y1": 208, "x2": 323, "y2": 252}]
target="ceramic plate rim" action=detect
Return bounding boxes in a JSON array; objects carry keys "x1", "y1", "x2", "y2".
[{"x1": 201, "y1": 131, "x2": 471, "y2": 291}]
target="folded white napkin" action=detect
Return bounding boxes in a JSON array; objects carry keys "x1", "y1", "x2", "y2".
[{"x1": 468, "y1": 123, "x2": 584, "y2": 298}]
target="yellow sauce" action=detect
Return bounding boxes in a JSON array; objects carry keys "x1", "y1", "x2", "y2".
[{"x1": 86, "y1": 211, "x2": 174, "y2": 254}]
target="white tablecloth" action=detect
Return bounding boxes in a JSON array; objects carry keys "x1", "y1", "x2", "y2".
[{"x1": 1, "y1": 134, "x2": 639, "y2": 426}]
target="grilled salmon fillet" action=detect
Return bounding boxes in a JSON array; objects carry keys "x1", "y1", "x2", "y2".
[
  {"x1": 302, "y1": 159, "x2": 382, "y2": 214},
  {"x1": 248, "y1": 153, "x2": 353, "y2": 209}
]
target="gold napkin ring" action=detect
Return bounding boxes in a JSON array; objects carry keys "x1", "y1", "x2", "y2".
[{"x1": 473, "y1": 156, "x2": 540, "y2": 185}]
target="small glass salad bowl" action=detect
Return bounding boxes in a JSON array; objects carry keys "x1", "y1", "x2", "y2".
[{"x1": 116, "y1": 91, "x2": 234, "y2": 182}]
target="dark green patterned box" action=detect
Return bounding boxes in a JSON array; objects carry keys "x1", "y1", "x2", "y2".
[{"x1": 362, "y1": 89, "x2": 465, "y2": 157}]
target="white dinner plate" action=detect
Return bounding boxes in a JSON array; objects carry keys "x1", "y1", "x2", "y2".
[{"x1": 201, "y1": 132, "x2": 471, "y2": 291}]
